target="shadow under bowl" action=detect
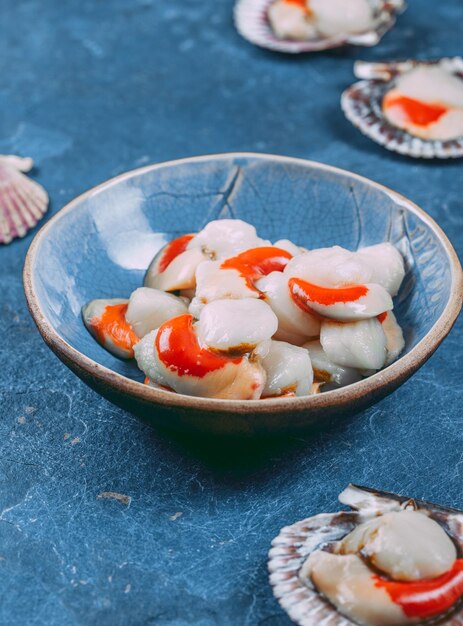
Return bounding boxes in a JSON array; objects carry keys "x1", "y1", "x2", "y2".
[{"x1": 23, "y1": 153, "x2": 463, "y2": 436}]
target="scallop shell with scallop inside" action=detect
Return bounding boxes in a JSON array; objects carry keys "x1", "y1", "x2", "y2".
[
  {"x1": 0, "y1": 155, "x2": 49, "y2": 244},
  {"x1": 233, "y1": 0, "x2": 406, "y2": 54},
  {"x1": 269, "y1": 484, "x2": 463, "y2": 626},
  {"x1": 341, "y1": 57, "x2": 463, "y2": 159}
]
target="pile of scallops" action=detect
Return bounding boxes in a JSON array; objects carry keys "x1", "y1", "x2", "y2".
[{"x1": 83, "y1": 219, "x2": 405, "y2": 401}]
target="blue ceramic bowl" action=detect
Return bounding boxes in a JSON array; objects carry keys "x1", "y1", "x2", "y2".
[{"x1": 24, "y1": 154, "x2": 462, "y2": 435}]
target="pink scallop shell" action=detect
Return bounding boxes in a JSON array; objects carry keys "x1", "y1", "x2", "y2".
[
  {"x1": 341, "y1": 58, "x2": 463, "y2": 159},
  {"x1": 234, "y1": 0, "x2": 406, "y2": 54},
  {"x1": 269, "y1": 484, "x2": 463, "y2": 626},
  {"x1": 0, "y1": 155, "x2": 49, "y2": 245}
]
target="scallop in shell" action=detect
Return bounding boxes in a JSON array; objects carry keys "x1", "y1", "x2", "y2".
[
  {"x1": 269, "y1": 484, "x2": 463, "y2": 626},
  {"x1": 233, "y1": 0, "x2": 406, "y2": 54},
  {"x1": 0, "y1": 155, "x2": 49, "y2": 244},
  {"x1": 341, "y1": 58, "x2": 463, "y2": 159}
]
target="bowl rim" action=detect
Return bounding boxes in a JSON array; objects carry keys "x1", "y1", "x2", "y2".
[{"x1": 23, "y1": 152, "x2": 463, "y2": 415}]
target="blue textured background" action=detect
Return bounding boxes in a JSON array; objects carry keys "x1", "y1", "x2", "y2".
[{"x1": 0, "y1": 1, "x2": 462, "y2": 625}]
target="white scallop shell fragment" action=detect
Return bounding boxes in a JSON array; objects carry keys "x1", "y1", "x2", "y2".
[
  {"x1": 342, "y1": 57, "x2": 463, "y2": 159},
  {"x1": 0, "y1": 155, "x2": 49, "y2": 245},
  {"x1": 269, "y1": 484, "x2": 463, "y2": 626},
  {"x1": 234, "y1": 0, "x2": 406, "y2": 54}
]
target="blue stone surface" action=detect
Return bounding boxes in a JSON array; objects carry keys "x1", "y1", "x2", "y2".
[{"x1": 0, "y1": 1, "x2": 462, "y2": 624}]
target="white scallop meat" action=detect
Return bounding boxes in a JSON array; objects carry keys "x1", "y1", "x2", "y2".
[
  {"x1": 125, "y1": 287, "x2": 188, "y2": 338},
  {"x1": 257, "y1": 271, "x2": 320, "y2": 344},
  {"x1": 267, "y1": 1, "x2": 317, "y2": 41},
  {"x1": 82, "y1": 297, "x2": 136, "y2": 359},
  {"x1": 381, "y1": 311, "x2": 405, "y2": 365},
  {"x1": 339, "y1": 510, "x2": 457, "y2": 582},
  {"x1": 285, "y1": 244, "x2": 404, "y2": 296},
  {"x1": 196, "y1": 298, "x2": 278, "y2": 353},
  {"x1": 285, "y1": 246, "x2": 370, "y2": 287},
  {"x1": 290, "y1": 279, "x2": 393, "y2": 322},
  {"x1": 358, "y1": 243, "x2": 405, "y2": 297},
  {"x1": 145, "y1": 247, "x2": 206, "y2": 292},
  {"x1": 261, "y1": 340, "x2": 313, "y2": 397},
  {"x1": 320, "y1": 318, "x2": 387, "y2": 370},
  {"x1": 304, "y1": 339, "x2": 363, "y2": 388},
  {"x1": 311, "y1": 0, "x2": 374, "y2": 37},
  {"x1": 134, "y1": 328, "x2": 266, "y2": 399},
  {"x1": 189, "y1": 260, "x2": 258, "y2": 318},
  {"x1": 301, "y1": 551, "x2": 407, "y2": 626},
  {"x1": 187, "y1": 219, "x2": 269, "y2": 260}
]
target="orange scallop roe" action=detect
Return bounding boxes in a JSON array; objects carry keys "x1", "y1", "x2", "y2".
[
  {"x1": 158, "y1": 234, "x2": 195, "y2": 273},
  {"x1": 289, "y1": 278, "x2": 368, "y2": 311},
  {"x1": 374, "y1": 559, "x2": 463, "y2": 620},
  {"x1": 221, "y1": 246, "x2": 292, "y2": 291},
  {"x1": 283, "y1": 0, "x2": 313, "y2": 14},
  {"x1": 90, "y1": 303, "x2": 139, "y2": 356},
  {"x1": 155, "y1": 314, "x2": 242, "y2": 378},
  {"x1": 383, "y1": 93, "x2": 448, "y2": 127}
]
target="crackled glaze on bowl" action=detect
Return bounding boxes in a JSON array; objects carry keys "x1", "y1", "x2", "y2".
[{"x1": 23, "y1": 154, "x2": 462, "y2": 435}]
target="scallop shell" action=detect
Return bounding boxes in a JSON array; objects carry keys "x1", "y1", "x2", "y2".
[
  {"x1": 269, "y1": 484, "x2": 463, "y2": 626},
  {"x1": 341, "y1": 57, "x2": 463, "y2": 159},
  {"x1": 0, "y1": 155, "x2": 49, "y2": 244},
  {"x1": 234, "y1": 0, "x2": 406, "y2": 54}
]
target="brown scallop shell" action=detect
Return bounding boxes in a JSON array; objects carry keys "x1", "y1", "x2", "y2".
[
  {"x1": 234, "y1": 0, "x2": 406, "y2": 54},
  {"x1": 269, "y1": 484, "x2": 463, "y2": 626},
  {"x1": 341, "y1": 58, "x2": 463, "y2": 159}
]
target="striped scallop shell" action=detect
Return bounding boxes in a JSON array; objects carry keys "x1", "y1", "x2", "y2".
[
  {"x1": 341, "y1": 58, "x2": 463, "y2": 159},
  {"x1": 268, "y1": 484, "x2": 463, "y2": 626},
  {"x1": 0, "y1": 155, "x2": 49, "y2": 244},
  {"x1": 233, "y1": 0, "x2": 406, "y2": 54}
]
